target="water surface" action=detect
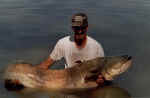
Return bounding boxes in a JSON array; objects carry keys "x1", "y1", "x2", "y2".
[{"x1": 0, "y1": 0, "x2": 150, "y2": 97}]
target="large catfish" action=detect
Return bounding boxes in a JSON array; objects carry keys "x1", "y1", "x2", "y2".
[{"x1": 4, "y1": 55, "x2": 132, "y2": 92}]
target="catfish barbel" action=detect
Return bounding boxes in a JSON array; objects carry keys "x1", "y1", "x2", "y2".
[{"x1": 4, "y1": 55, "x2": 132, "y2": 91}]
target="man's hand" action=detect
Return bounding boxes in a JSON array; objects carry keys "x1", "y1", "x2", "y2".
[
  {"x1": 36, "y1": 57, "x2": 54, "y2": 70},
  {"x1": 96, "y1": 75, "x2": 105, "y2": 86}
]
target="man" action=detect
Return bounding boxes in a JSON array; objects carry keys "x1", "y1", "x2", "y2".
[{"x1": 38, "y1": 13, "x2": 105, "y2": 84}]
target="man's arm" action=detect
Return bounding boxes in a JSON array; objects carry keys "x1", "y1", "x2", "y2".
[
  {"x1": 37, "y1": 57, "x2": 54, "y2": 69},
  {"x1": 96, "y1": 42, "x2": 105, "y2": 85},
  {"x1": 37, "y1": 39, "x2": 64, "y2": 69}
]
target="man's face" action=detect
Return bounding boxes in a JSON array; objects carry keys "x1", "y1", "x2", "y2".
[{"x1": 72, "y1": 26, "x2": 88, "y2": 46}]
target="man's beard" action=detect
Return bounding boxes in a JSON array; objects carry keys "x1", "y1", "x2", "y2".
[{"x1": 74, "y1": 38, "x2": 84, "y2": 46}]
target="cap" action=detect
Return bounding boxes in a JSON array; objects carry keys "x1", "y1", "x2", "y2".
[{"x1": 72, "y1": 13, "x2": 88, "y2": 27}]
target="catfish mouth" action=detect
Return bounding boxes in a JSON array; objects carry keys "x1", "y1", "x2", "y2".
[
  {"x1": 121, "y1": 55, "x2": 132, "y2": 65},
  {"x1": 4, "y1": 79, "x2": 25, "y2": 91},
  {"x1": 128, "y1": 56, "x2": 132, "y2": 60},
  {"x1": 120, "y1": 55, "x2": 132, "y2": 73},
  {"x1": 123, "y1": 55, "x2": 132, "y2": 65},
  {"x1": 122, "y1": 55, "x2": 132, "y2": 61}
]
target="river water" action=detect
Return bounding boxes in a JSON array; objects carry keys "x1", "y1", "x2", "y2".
[{"x1": 0, "y1": 0, "x2": 150, "y2": 98}]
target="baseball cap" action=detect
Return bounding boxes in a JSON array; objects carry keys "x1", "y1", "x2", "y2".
[{"x1": 72, "y1": 13, "x2": 88, "y2": 27}]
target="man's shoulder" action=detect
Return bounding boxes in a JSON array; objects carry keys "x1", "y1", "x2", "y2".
[
  {"x1": 87, "y1": 36, "x2": 104, "y2": 56},
  {"x1": 56, "y1": 36, "x2": 72, "y2": 46},
  {"x1": 58, "y1": 36, "x2": 70, "y2": 42},
  {"x1": 87, "y1": 36, "x2": 101, "y2": 45}
]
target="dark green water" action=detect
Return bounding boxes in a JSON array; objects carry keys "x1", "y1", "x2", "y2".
[{"x1": 0, "y1": 0, "x2": 150, "y2": 97}]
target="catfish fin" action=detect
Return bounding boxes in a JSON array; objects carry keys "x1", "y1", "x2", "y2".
[{"x1": 84, "y1": 69, "x2": 101, "y2": 83}]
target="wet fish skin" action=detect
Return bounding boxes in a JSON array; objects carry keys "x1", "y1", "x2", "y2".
[
  {"x1": 4, "y1": 55, "x2": 132, "y2": 91},
  {"x1": 101, "y1": 55, "x2": 132, "y2": 80}
]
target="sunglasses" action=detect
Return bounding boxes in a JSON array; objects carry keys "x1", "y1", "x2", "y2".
[
  {"x1": 72, "y1": 26, "x2": 87, "y2": 35},
  {"x1": 72, "y1": 26, "x2": 87, "y2": 30}
]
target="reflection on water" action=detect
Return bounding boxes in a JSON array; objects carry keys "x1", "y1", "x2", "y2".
[{"x1": 3, "y1": 84, "x2": 130, "y2": 98}]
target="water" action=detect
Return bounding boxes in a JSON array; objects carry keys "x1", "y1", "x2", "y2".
[{"x1": 0, "y1": 0, "x2": 150, "y2": 97}]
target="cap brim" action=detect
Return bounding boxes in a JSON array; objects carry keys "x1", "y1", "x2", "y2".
[{"x1": 72, "y1": 21, "x2": 82, "y2": 26}]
